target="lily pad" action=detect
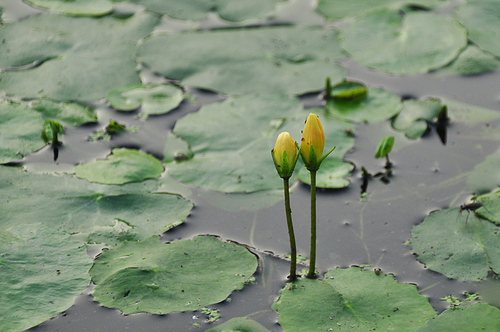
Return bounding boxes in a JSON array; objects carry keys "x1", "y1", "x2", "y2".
[
  {"x1": 444, "y1": 99, "x2": 500, "y2": 126},
  {"x1": 31, "y1": 99, "x2": 98, "y2": 127},
  {"x1": 392, "y1": 99, "x2": 444, "y2": 139},
  {"x1": 205, "y1": 317, "x2": 271, "y2": 332},
  {"x1": 167, "y1": 94, "x2": 354, "y2": 193},
  {"x1": 325, "y1": 86, "x2": 402, "y2": 123},
  {"x1": 435, "y1": 45, "x2": 500, "y2": 76},
  {"x1": 456, "y1": 0, "x2": 500, "y2": 58},
  {"x1": 24, "y1": 0, "x2": 113, "y2": 16},
  {"x1": 107, "y1": 84, "x2": 184, "y2": 115},
  {"x1": 416, "y1": 303, "x2": 500, "y2": 332},
  {"x1": 273, "y1": 267, "x2": 435, "y2": 331},
  {"x1": 116, "y1": 0, "x2": 284, "y2": 22},
  {"x1": 340, "y1": 9, "x2": 467, "y2": 74},
  {"x1": 475, "y1": 190, "x2": 500, "y2": 223},
  {"x1": 412, "y1": 208, "x2": 500, "y2": 281},
  {"x1": 0, "y1": 12, "x2": 159, "y2": 101},
  {"x1": 318, "y1": 0, "x2": 444, "y2": 20},
  {"x1": 0, "y1": 222, "x2": 93, "y2": 332},
  {"x1": 137, "y1": 26, "x2": 347, "y2": 96},
  {"x1": 75, "y1": 148, "x2": 164, "y2": 185},
  {"x1": 0, "y1": 100, "x2": 46, "y2": 164},
  {"x1": 90, "y1": 235, "x2": 258, "y2": 314},
  {"x1": 466, "y1": 150, "x2": 500, "y2": 195},
  {"x1": 297, "y1": 158, "x2": 353, "y2": 188}
]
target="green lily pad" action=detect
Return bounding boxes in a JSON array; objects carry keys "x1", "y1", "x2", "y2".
[
  {"x1": 167, "y1": 94, "x2": 354, "y2": 193},
  {"x1": 0, "y1": 100, "x2": 46, "y2": 164},
  {"x1": 318, "y1": 0, "x2": 444, "y2": 20},
  {"x1": 475, "y1": 191, "x2": 500, "y2": 223},
  {"x1": 0, "y1": 12, "x2": 159, "y2": 101},
  {"x1": 205, "y1": 317, "x2": 271, "y2": 332},
  {"x1": 416, "y1": 303, "x2": 500, "y2": 332},
  {"x1": 31, "y1": 99, "x2": 98, "y2": 127},
  {"x1": 137, "y1": 26, "x2": 347, "y2": 96},
  {"x1": 273, "y1": 267, "x2": 435, "y2": 331},
  {"x1": 340, "y1": 9, "x2": 467, "y2": 74},
  {"x1": 466, "y1": 151, "x2": 500, "y2": 195},
  {"x1": 107, "y1": 84, "x2": 184, "y2": 115},
  {"x1": 412, "y1": 208, "x2": 500, "y2": 281},
  {"x1": 75, "y1": 148, "x2": 164, "y2": 185},
  {"x1": 392, "y1": 99, "x2": 444, "y2": 139},
  {"x1": 435, "y1": 45, "x2": 500, "y2": 76},
  {"x1": 328, "y1": 80, "x2": 368, "y2": 99},
  {"x1": 90, "y1": 235, "x2": 258, "y2": 314},
  {"x1": 325, "y1": 86, "x2": 402, "y2": 123},
  {"x1": 0, "y1": 166, "x2": 193, "y2": 247},
  {"x1": 297, "y1": 158, "x2": 353, "y2": 188},
  {"x1": 115, "y1": 0, "x2": 284, "y2": 22},
  {"x1": 456, "y1": 0, "x2": 500, "y2": 58},
  {"x1": 0, "y1": 222, "x2": 93, "y2": 332},
  {"x1": 24, "y1": 0, "x2": 113, "y2": 16},
  {"x1": 444, "y1": 99, "x2": 500, "y2": 126}
]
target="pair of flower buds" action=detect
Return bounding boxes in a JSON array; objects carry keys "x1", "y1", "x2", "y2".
[{"x1": 272, "y1": 113, "x2": 334, "y2": 178}]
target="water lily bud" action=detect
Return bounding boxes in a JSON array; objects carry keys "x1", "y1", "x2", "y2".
[
  {"x1": 272, "y1": 132, "x2": 298, "y2": 179},
  {"x1": 300, "y1": 113, "x2": 325, "y2": 170}
]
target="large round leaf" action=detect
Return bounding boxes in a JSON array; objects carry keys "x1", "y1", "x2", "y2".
[
  {"x1": 412, "y1": 208, "x2": 500, "y2": 281},
  {"x1": 90, "y1": 235, "x2": 258, "y2": 314},
  {"x1": 0, "y1": 223, "x2": 93, "y2": 332},
  {"x1": 273, "y1": 267, "x2": 435, "y2": 331},
  {"x1": 24, "y1": 0, "x2": 113, "y2": 16},
  {"x1": 0, "y1": 12, "x2": 159, "y2": 101},
  {"x1": 75, "y1": 148, "x2": 164, "y2": 185},
  {"x1": 167, "y1": 94, "x2": 354, "y2": 193},
  {"x1": 0, "y1": 100, "x2": 46, "y2": 164},
  {"x1": 456, "y1": 0, "x2": 500, "y2": 58},
  {"x1": 340, "y1": 9, "x2": 467, "y2": 74},
  {"x1": 137, "y1": 26, "x2": 347, "y2": 96}
]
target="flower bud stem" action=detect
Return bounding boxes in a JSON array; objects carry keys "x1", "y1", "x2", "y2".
[
  {"x1": 307, "y1": 170, "x2": 317, "y2": 278},
  {"x1": 283, "y1": 177, "x2": 297, "y2": 281}
]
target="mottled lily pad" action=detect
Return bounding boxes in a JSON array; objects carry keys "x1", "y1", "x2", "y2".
[
  {"x1": 75, "y1": 148, "x2": 164, "y2": 185},
  {"x1": 90, "y1": 235, "x2": 258, "y2": 314},
  {"x1": 138, "y1": 26, "x2": 347, "y2": 96},
  {"x1": 273, "y1": 267, "x2": 435, "y2": 331},
  {"x1": 0, "y1": 223, "x2": 93, "y2": 332},
  {"x1": 341, "y1": 9, "x2": 467, "y2": 74}
]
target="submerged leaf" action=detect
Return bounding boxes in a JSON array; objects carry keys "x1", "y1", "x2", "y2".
[{"x1": 90, "y1": 236, "x2": 258, "y2": 314}]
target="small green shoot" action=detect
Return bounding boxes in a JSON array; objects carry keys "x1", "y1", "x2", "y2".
[
  {"x1": 201, "y1": 307, "x2": 220, "y2": 323},
  {"x1": 89, "y1": 120, "x2": 133, "y2": 141},
  {"x1": 374, "y1": 136, "x2": 394, "y2": 167},
  {"x1": 193, "y1": 323, "x2": 200, "y2": 328},
  {"x1": 465, "y1": 292, "x2": 479, "y2": 301},
  {"x1": 41, "y1": 120, "x2": 64, "y2": 146},
  {"x1": 404, "y1": 241, "x2": 411, "y2": 247},
  {"x1": 441, "y1": 295, "x2": 462, "y2": 309}
]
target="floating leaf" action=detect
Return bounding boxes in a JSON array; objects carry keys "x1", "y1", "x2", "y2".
[
  {"x1": 75, "y1": 148, "x2": 164, "y2": 185},
  {"x1": 273, "y1": 267, "x2": 435, "y2": 331},
  {"x1": 466, "y1": 150, "x2": 500, "y2": 195},
  {"x1": 325, "y1": 86, "x2": 402, "y2": 123},
  {"x1": 205, "y1": 317, "x2": 271, "y2": 332},
  {"x1": 118, "y1": 0, "x2": 284, "y2": 22},
  {"x1": 392, "y1": 99, "x2": 443, "y2": 139},
  {"x1": 328, "y1": 80, "x2": 367, "y2": 99},
  {"x1": 340, "y1": 9, "x2": 467, "y2": 74},
  {"x1": 107, "y1": 84, "x2": 184, "y2": 115},
  {"x1": 412, "y1": 208, "x2": 500, "y2": 281},
  {"x1": 30, "y1": 99, "x2": 97, "y2": 127},
  {"x1": 435, "y1": 45, "x2": 500, "y2": 76},
  {"x1": 162, "y1": 132, "x2": 193, "y2": 163},
  {"x1": 24, "y1": 0, "x2": 113, "y2": 16},
  {"x1": 475, "y1": 191, "x2": 500, "y2": 223},
  {"x1": 0, "y1": 223, "x2": 93, "y2": 332},
  {"x1": 416, "y1": 303, "x2": 500, "y2": 331},
  {"x1": 456, "y1": 0, "x2": 500, "y2": 58},
  {"x1": 167, "y1": 94, "x2": 354, "y2": 193},
  {"x1": 318, "y1": 0, "x2": 444, "y2": 20},
  {"x1": 297, "y1": 158, "x2": 353, "y2": 188},
  {"x1": 0, "y1": 100, "x2": 45, "y2": 164},
  {"x1": 0, "y1": 12, "x2": 159, "y2": 101},
  {"x1": 90, "y1": 236, "x2": 258, "y2": 314},
  {"x1": 137, "y1": 26, "x2": 347, "y2": 96}
]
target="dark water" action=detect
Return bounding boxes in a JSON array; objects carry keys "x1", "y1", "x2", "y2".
[{"x1": 7, "y1": 0, "x2": 500, "y2": 331}]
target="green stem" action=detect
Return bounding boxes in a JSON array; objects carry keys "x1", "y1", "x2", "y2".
[
  {"x1": 283, "y1": 178, "x2": 297, "y2": 280},
  {"x1": 308, "y1": 170, "x2": 317, "y2": 278}
]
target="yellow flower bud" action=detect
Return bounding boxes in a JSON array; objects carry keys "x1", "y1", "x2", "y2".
[
  {"x1": 272, "y1": 132, "x2": 297, "y2": 179},
  {"x1": 300, "y1": 113, "x2": 325, "y2": 168}
]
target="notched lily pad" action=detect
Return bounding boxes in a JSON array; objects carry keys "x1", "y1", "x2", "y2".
[
  {"x1": 412, "y1": 208, "x2": 500, "y2": 281},
  {"x1": 392, "y1": 99, "x2": 444, "y2": 139},
  {"x1": 341, "y1": 9, "x2": 467, "y2": 74},
  {"x1": 107, "y1": 84, "x2": 184, "y2": 116},
  {"x1": 90, "y1": 235, "x2": 258, "y2": 314},
  {"x1": 75, "y1": 148, "x2": 164, "y2": 185},
  {"x1": 0, "y1": 223, "x2": 93, "y2": 332},
  {"x1": 297, "y1": 158, "x2": 353, "y2": 188},
  {"x1": 273, "y1": 267, "x2": 435, "y2": 331}
]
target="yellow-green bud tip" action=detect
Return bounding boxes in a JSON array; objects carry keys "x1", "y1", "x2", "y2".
[{"x1": 300, "y1": 113, "x2": 325, "y2": 165}]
